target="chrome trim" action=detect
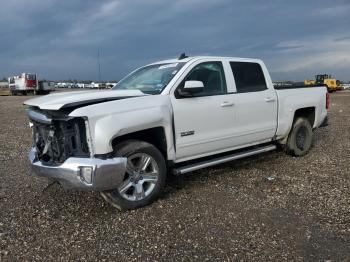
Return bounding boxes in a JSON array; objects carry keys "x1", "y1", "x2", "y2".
[
  {"x1": 26, "y1": 109, "x2": 52, "y2": 124},
  {"x1": 176, "y1": 145, "x2": 276, "y2": 174},
  {"x1": 29, "y1": 148, "x2": 127, "y2": 191}
]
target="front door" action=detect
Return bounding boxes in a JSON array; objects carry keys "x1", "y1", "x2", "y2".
[{"x1": 170, "y1": 61, "x2": 236, "y2": 162}]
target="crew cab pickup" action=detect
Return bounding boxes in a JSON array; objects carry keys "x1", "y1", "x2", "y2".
[{"x1": 24, "y1": 56, "x2": 328, "y2": 210}]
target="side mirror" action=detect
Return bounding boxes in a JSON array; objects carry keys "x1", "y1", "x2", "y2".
[{"x1": 183, "y1": 80, "x2": 204, "y2": 95}]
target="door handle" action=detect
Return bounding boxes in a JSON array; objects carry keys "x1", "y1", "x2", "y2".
[
  {"x1": 265, "y1": 97, "x2": 276, "y2": 102},
  {"x1": 221, "y1": 101, "x2": 234, "y2": 107}
]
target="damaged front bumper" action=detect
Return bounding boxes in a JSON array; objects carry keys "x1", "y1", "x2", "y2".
[{"x1": 29, "y1": 148, "x2": 127, "y2": 191}]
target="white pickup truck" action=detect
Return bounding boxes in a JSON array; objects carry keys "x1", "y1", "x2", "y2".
[{"x1": 24, "y1": 56, "x2": 329, "y2": 210}]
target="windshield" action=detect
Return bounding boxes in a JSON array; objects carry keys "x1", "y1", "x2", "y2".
[
  {"x1": 26, "y1": 74, "x2": 36, "y2": 80},
  {"x1": 113, "y1": 62, "x2": 185, "y2": 94}
]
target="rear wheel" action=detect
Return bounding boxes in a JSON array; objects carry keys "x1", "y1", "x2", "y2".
[
  {"x1": 100, "y1": 140, "x2": 167, "y2": 210},
  {"x1": 285, "y1": 117, "x2": 313, "y2": 156}
]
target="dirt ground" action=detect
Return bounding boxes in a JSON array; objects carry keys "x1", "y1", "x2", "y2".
[{"x1": 0, "y1": 91, "x2": 349, "y2": 261}]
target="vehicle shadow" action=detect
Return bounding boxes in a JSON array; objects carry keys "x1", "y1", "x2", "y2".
[{"x1": 161, "y1": 149, "x2": 283, "y2": 200}]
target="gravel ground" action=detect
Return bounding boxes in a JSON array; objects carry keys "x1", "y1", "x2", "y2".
[{"x1": 1, "y1": 91, "x2": 349, "y2": 261}]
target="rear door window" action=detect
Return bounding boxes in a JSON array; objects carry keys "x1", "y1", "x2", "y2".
[{"x1": 230, "y1": 62, "x2": 267, "y2": 93}]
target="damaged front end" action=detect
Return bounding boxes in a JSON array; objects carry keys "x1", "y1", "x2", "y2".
[
  {"x1": 26, "y1": 107, "x2": 127, "y2": 191},
  {"x1": 27, "y1": 108, "x2": 90, "y2": 165}
]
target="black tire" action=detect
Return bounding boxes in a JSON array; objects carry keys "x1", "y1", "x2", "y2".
[
  {"x1": 100, "y1": 140, "x2": 167, "y2": 210},
  {"x1": 285, "y1": 117, "x2": 313, "y2": 156}
]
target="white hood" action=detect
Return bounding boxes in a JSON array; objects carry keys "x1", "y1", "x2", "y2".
[{"x1": 23, "y1": 90, "x2": 146, "y2": 110}]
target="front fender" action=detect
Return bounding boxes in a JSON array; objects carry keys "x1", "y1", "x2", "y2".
[
  {"x1": 70, "y1": 95, "x2": 175, "y2": 160},
  {"x1": 94, "y1": 106, "x2": 174, "y2": 159}
]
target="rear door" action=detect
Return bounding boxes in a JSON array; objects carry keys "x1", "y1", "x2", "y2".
[{"x1": 229, "y1": 61, "x2": 278, "y2": 146}]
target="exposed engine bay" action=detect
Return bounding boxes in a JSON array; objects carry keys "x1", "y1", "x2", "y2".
[{"x1": 28, "y1": 108, "x2": 90, "y2": 165}]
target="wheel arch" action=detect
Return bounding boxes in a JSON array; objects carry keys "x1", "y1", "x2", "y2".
[
  {"x1": 111, "y1": 127, "x2": 169, "y2": 161},
  {"x1": 293, "y1": 107, "x2": 315, "y2": 127},
  {"x1": 278, "y1": 106, "x2": 315, "y2": 145}
]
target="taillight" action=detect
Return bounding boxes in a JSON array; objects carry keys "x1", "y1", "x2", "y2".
[{"x1": 326, "y1": 92, "x2": 330, "y2": 109}]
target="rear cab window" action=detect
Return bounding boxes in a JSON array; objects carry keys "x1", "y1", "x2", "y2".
[{"x1": 229, "y1": 62, "x2": 267, "y2": 93}]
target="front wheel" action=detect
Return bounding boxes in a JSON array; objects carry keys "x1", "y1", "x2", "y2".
[
  {"x1": 100, "y1": 140, "x2": 167, "y2": 210},
  {"x1": 285, "y1": 117, "x2": 313, "y2": 156}
]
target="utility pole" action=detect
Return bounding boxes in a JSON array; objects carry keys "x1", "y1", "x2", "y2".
[{"x1": 97, "y1": 48, "x2": 101, "y2": 82}]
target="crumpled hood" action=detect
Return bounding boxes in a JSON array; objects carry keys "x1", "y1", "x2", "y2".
[{"x1": 23, "y1": 89, "x2": 146, "y2": 110}]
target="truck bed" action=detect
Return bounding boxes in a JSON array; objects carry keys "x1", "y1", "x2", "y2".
[{"x1": 274, "y1": 85, "x2": 328, "y2": 139}]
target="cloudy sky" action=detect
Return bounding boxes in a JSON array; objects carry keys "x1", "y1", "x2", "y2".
[{"x1": 1, "y1": 0, "x2": 350, "y2": 81}]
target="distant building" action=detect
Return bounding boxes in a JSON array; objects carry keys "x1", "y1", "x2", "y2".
[{"x1": 0, "y1": 81, "x2": 9, "y2": 88}]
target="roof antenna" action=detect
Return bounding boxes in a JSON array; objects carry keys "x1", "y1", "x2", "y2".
[{"x1": 178, "y1": 53, "x2": 188, "y2": 60}]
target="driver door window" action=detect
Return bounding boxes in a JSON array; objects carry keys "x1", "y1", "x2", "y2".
[{"x1": 177, "y1": 62, "x2": 227, "y2": 97}]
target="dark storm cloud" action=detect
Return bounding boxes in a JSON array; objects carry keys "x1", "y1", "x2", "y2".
[
  {"x1": 334, "y1": 36, "x2": 350, "y2": 42},
  {"x1": 1, "y1": 0, "x2": 350, "y2": 81}
]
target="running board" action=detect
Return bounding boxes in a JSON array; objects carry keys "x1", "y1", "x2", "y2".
[{"x1": 175, "y1": 144, "x2": 276, "y2": 175}]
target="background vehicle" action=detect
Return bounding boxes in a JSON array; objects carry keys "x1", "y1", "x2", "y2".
[
  {"x1": 8, "y1": 73, "x2": 38, "y2": 95},
  {"x1": 305, "y1": 74, "x2": 341, "y2": 92},
  {"x1": 304, "y1": 79, "x2": 316, "y2": 85},
  {"x1": 37, "y1": 81, "x2": 55, "y2": 95},
  {"x1": 8, "y1": 73, "x2": 54, "y2": 95},
  {"x1": 24, "y1": 56, "x2": 328, "y2": 210}
]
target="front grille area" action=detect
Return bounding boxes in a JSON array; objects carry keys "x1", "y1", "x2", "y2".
[{"x1": 32, "y1": 117, "x2": 90, "y2": 165}]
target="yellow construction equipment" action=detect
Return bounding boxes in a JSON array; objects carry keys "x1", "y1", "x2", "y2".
[
  {"x1": 305, "y1": 74, "x2": 341, "y2": 92},
  {"x1": 304, "y1": 79, "x2": 315, "y2": 85}
]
